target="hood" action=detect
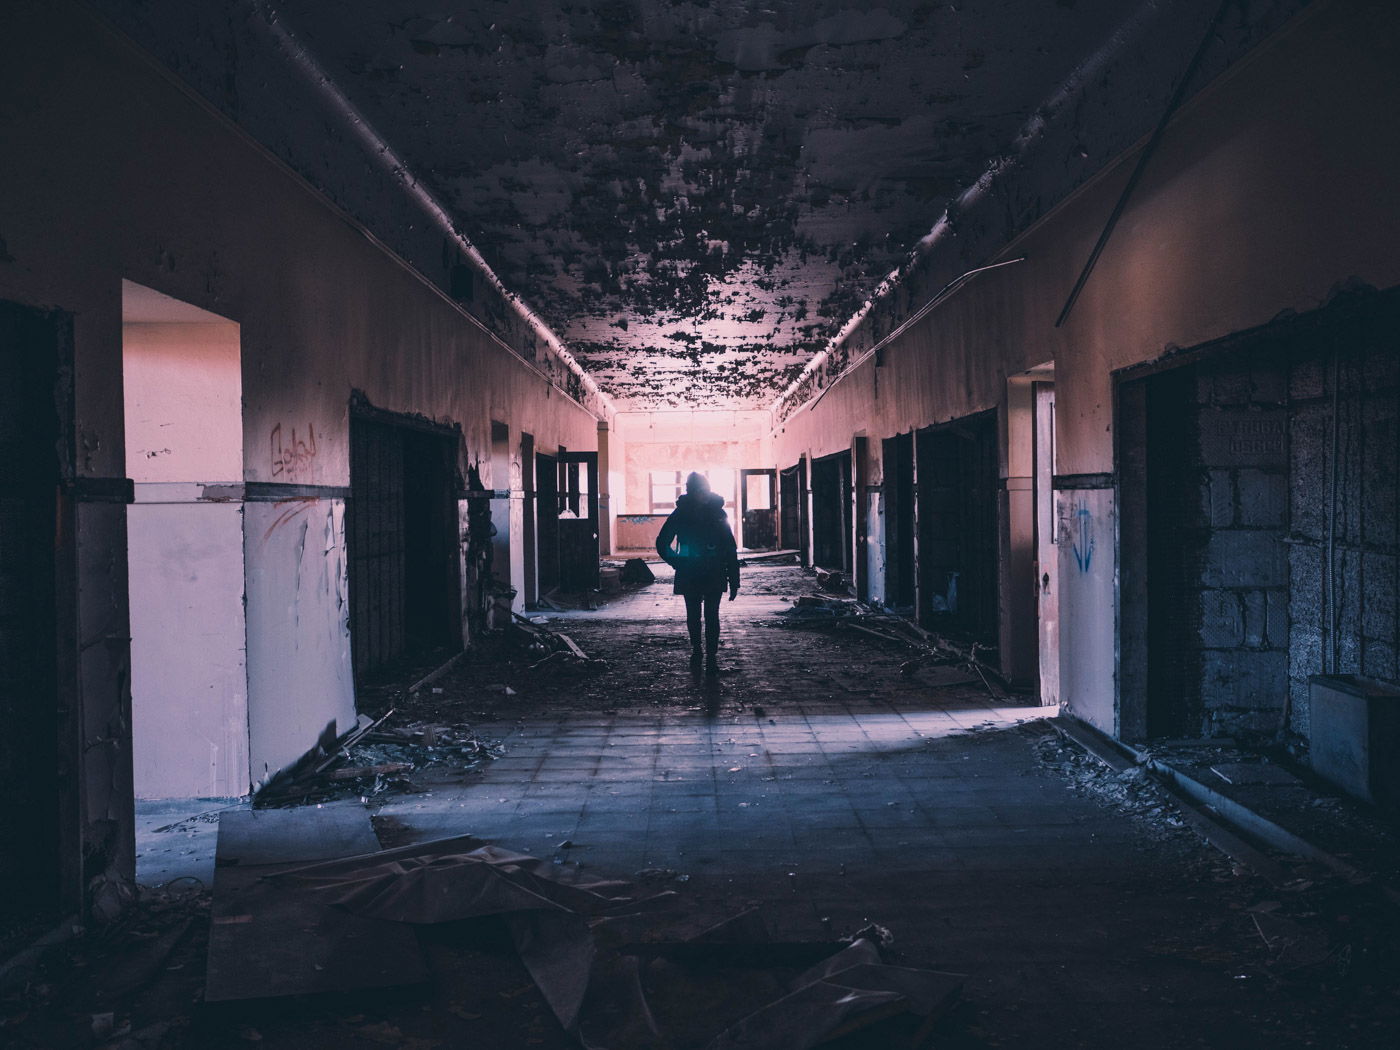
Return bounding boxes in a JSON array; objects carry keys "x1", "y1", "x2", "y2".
[{"x1": 676, "y1": 492, "x2": 724, "y2": 513}]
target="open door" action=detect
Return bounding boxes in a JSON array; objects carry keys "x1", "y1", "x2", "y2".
[
  {"x1": 535, "y1": 452, "x2": 560, "y2": 597},
  {"x1": 739, "y1": 468, "x2": 777, "y2": 549},
  {"x1": 882, "y1": 433, "x2": 916, "y2": 614},
  {"x1": 1034, "y1": 382, "x2": 1059, "y2": 705},
  {"x1": 557, "y1": 451, "x2": 599, "y2": 593}
]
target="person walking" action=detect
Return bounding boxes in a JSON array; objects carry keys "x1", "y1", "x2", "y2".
[{"x1": 656, "y1": 472, "x2": 741, "y2": 673}]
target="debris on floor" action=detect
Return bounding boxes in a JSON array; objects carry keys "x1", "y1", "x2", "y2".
[
  {"x1": 619, "y1": 557, "x2": 657, "y2": 584},
  {"x1": 511, "y1": 612, "x2": 610, "y2": 672},
  {"x1": 1035, "y1": 733, "x2": 1192, "y2": 838},
  {"x1": 253, "y1": 710, "x2": 501, "y2": 807},
  {"x1": 738, "y1": 549, "x2": 801, "y2": 566},
  {"x1": 254, "y1": 830, "x2": 965, "y2": 1048},
  {"x1": 775, "y1": 592, "x2": 1005, "y2": 697},
  {"x1": 205, "y1": 805, "x2": 427, "y2": 1004}
]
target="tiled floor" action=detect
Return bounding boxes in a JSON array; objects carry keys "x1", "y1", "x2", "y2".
[
  {"x1": 123, "y1": 565, "x2": 1378, "y2": 1048},
  {"x1": 377, "y1": 697, "x2": 1065, "y2": 877},
  {"x1": 358, "y1": 567, "x2": 1363, "y2": 1046}
]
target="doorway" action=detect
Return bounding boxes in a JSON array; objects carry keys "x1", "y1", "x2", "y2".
[
  {"x1": 0, "y1": 300, "x2": 67, "y2": 927},
  {"x1": 122, "y1": 281, "x2": 249, "y2": 799},
  {"x1": 811, "y1": 450, "x2": 853, "y2": 573},
  {"x1": 740, "y1": 469, "x2": 777, "y2": 549},
  {"x1": 1034, "y1": 382, "x2": 1060, "y2": 705},
  {"x1": 882, "y1": 433, "x2": 916, "y2": 614},
  {"x1": 915, "y1": 413, "x2": 1000, "y2": 656},
  {"x1": 535, "y1": 451, "x2": 561, "y2": 596},
  {"x1": 558, "y1": 451, "x2": 600, "y2": 593},
  {"x1": 346, "y1": 404, "x2": 461, "y2": 679}
]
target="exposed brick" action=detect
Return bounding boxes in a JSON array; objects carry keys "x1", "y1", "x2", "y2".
[
  {"x1": 1198, "y1": 590, "x2": 1243, "y2": 649},
  {"x1": 1236, "y1": 470, "x2": 1287, "y2": 529},
  {"x1": 1241, "y1": 590, "x2": 1267, "y2": 649},
  {"x1": 1249, "y1": 354, "x2": 1287, "y2": 405},
  {"x1": 1364, "y1": 639, "x2": 1398, "y2": 683},
  {"x1": 1209, "y1": 365, "x2": 1252, "y2": 407},
  {"x1": 1265, "y1": 588, "x2": 1289, "y2": 649},
  {"x1": 1288, "y1": 544, "x2": 1324, "y2": 628},
  {"x1": 1362, "y1": 401, "x2": 1398, "y2": 549},
  {"x1": 1288, "y1": 405, "x2": 1328, "y2": 539},
  {"x1": 1289, "y1": 355, "x2": 1325, "y2": 401},
  {"x1": 1207, "y1": 470, "x2": 1234, "y2": 528},
  {"x1": 1362, "y1": 552, "x2": 1397, "y2": 639},
  {"x1": 1202, "y1": 531, "x2": 1286, "y2": 588},
  {"x1": 1289, "y1": 674, "x2": 1313, "y2": 737},
  {"x1": 1200, "y1": 649, "x2": 1287, "y2": 711}
]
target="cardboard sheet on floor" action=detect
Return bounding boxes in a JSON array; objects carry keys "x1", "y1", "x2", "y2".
[
  {"x1": 204, "y1": 804, "x2": 427, "y2": 1003},
  {"x1": 705, "y1": 939, "x2": 964, "y2": 1050},
  {"x1": 269, "y1": 836, "x2": 639, "y2": 1029}
]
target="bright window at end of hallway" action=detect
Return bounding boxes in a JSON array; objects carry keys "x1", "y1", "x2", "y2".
[{"x1": 650, "y1": 470, "x2": 683, "y2": 512}]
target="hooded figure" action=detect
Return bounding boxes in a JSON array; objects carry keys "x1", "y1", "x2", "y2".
[{"x1": 656, "y1": 472, "x2": 741, "y2": 671}]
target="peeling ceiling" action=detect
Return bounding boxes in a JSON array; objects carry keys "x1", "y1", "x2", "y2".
[{"x1": 261, "y1": 0, "x2": 1146, "y2": 409}]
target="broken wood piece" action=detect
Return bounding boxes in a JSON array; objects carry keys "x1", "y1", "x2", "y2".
[
  {"x1": 311, "y1": 708, "x2": 395, "y2": 775},
  {"x1": 325, "y1": 763, "x2": 413, "y2": 781},
  {"x1": 553, "y1": 632, "x2": 589, "y2": 660}
]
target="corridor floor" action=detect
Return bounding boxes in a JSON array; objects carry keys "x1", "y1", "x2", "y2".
[{"x1": 346, "y1": 564, "x2": 1376, "y2": 1049}]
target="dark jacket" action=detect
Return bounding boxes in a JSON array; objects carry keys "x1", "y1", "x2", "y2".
[{"x1": 656, "y1": 492, "x2": 741, "y2": 597}]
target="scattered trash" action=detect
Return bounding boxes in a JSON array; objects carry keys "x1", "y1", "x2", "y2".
[
  {"x1": 253, "y1": 710, "x2": 501, "y2": 806},
  {"x1": 776, "y1": 592, "x2": 1006, "y2": 697},
  {"x1": 619, "y1": 557, "x2": 656, "y2": 584},
  {"x1": 511, "y1": 611, "x2": 609, "y2": 672}
]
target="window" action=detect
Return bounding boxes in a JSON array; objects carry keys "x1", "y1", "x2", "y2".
[
  {"x1": 650, "y1": 470, "x2": 683, "y2": 512},
  {"x1": 648, "y1": 468, "x2": 738, "y2": 514}
]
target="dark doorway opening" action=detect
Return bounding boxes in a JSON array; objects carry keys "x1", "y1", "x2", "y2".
[
  {"x1": 882, "y1": 432, "x2": 916, "y2": 614},
  {"x1": 558, "y1": 451, "x2": 600, "y2": 593},
  {"x1": 1119, "y1": 290, "x2": 1400, "y2": 743},
  {"x1": 811, "y1": 450, "x2": 852, "y2": 573},
  {"x1": 535, "y1": 451, "x2": 560, "y2": 596},
  {"x1": 915, "y1": 413, "x2": 1000, "y2": 656},
  {"x1": 0, "y1": 301, "x2": 67, "y2": 930},
  {"x1": 521, "y1": 432, "x2": 537, "y2": 608},
  {"x1": 779, "y1": 461, "x2": 807, "y2": 559},
  {"x1": 347, "y1": 403, "x2": 461, "y2": 679}
]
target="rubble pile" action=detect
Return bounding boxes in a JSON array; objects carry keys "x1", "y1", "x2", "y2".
[
  {"x1": 1034, "y1": 735, "x2": 1190, "y2": 838},
  {"x1": 772, "y1": 592, "x2": 1007, "y2": 698},
  {"x1": 254, "y1": 711, "x2": 502, "y2": 807}
]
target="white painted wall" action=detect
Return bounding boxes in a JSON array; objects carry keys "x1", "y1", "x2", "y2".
[
  {"x1": 128, "y1": 499, "x2": 249, "y2": 797},
  {"x1": 123, "y1": 312, "x2": 250, "y2": 798},
  {"x1": 123, "y1": 320, "x2": 242, "y2": 483},
  {"x1": 244, "y1": 498, "x2": 355, "y2": 788}
]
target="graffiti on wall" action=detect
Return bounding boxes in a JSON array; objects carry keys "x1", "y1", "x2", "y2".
[
  {"x1": 1072, "y1": 500, "x2": 1095, "y2": 573},
  {"x1": 270, "y1": 422, "x2": 318, "y2": 478}
]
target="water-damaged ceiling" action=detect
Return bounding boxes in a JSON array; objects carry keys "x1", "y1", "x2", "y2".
[{"x1": 256, "y1": 0, "x2": 1148, "y2": 409}]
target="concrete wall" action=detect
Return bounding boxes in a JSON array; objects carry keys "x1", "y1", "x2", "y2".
[
  {"x1": 770, "y1": 0, "x2": 1400, "y2": 735},
  {"x1": 0, "y1": 0, "x2": 602, "y2": 897}
]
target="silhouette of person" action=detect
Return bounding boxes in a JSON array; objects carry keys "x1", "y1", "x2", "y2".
[{"x1": 656, "y1": 472, "x2": 741, "y2": 673}]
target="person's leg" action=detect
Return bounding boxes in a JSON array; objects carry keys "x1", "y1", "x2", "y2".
[
  {"x1": 703, "y1": 592, "x2": 722, "y2": 673},
  {"x1": 703, "y1": 592, "x2": 722, "y2": 654},
  {"x1": 683, "y1": 592, "x2": 703, "y2": 664}
]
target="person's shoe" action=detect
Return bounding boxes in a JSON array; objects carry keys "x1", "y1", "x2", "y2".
[
  {"x1": 689, "y1": 649, "x2": 703, "y2": 669},
  {"x1": 705, "y1": 654, "x2": 719, "y2": 675}
]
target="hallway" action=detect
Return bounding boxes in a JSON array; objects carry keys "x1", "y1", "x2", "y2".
[
  {"x1": 5, "y1": 1, "x2": 1400, "y2": 1046},
  {"x1": 330, "y1": 563, "x2": 1367, "y2": 1049}
]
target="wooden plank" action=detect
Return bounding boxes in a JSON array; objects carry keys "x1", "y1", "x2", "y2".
[{"x1": 204, "y1": 803, "x2": 427, "y2": 1003}]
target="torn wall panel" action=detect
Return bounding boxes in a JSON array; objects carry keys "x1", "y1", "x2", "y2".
[{"x1": 244, "y1": 498, "x2": 356, "y2": 788}]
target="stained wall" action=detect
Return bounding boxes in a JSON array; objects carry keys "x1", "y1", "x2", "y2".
[
  {"x1": 0, "y1": 0, "x2": 601, "y2": 898},
  {"x1": 770, "y1": 0, "x2": 1400, "y2": 735}
]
